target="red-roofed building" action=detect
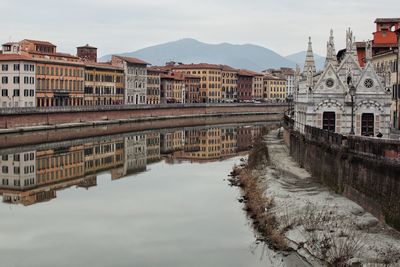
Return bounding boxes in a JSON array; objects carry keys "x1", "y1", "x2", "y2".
[{"x1": 237, "y1": 69, "x2": 255, "y2": 102}]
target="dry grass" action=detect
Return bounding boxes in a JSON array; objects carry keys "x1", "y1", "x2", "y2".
[{"x1": 230, "y1": 127, "x2": 288, "y2": 251}]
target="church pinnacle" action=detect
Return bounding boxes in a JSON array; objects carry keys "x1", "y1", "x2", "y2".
[
  {"x1": 304, "y1": 36, "x2": 316, "y2": 77},
  {"x1": 325, "y1": 29, "x2": 337, "y2": 67}
]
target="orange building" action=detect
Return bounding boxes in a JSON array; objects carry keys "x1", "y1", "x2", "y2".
[
  {"x1": 8, "y1": 39, "x2": 86, "y2": 107},
  {"x1": 354, "y1": 18, "x2": 400, "y2": 67}
]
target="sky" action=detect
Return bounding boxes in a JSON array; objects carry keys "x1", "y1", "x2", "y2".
[{"x1": 2, "y1": 0, "x2": 400, "y2": 57}]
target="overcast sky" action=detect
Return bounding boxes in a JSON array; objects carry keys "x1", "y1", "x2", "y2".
[{"x1": 2, "y1": 0, "x2": 400, "y2": 57}]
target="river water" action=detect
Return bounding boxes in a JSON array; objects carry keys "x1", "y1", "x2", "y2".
[{"x1": 0, "y1": 122, "x2": 298, "y2": 267}]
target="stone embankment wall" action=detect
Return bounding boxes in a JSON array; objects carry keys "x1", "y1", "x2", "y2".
[
  {"x1": 0, "y1": 114, "x2": 279, "y2": 151},
  {"x1": 0, "y1": 103, "x2": 286, "y2": 130},
  {"x1": 282, "y1": 116, "x2": 400, "y2": 230}
]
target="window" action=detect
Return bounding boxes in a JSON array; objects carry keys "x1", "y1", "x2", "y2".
[
  {"x1": 13, "y1": 89, "x2": 20, "y2": 97},
  {"x1": 2, "y1": 77, "x2": 8, "y2": 84},
  {"x1": 2, "y1": 64, "x2": 8, "y2": 71},
  {"x1": 2, "y1": 166, "x2": 8, "y2": 174},
  {"x1": 13, "y1": 76, "x2": 20, "y2": 84},
  {"x1": 361, "y1": 113, "x2": 374, "y2": 136},
  {"x1": 1, "y1": 89, "x2": 8, "y2": 96},
  {"x1": 14, "y1": 64, "x2": 20, "y2": 71},
  {"x1": 322, "y1": 112, "x2": 336, "y2": 132},
  {"x1": 2, "y1": 155, "x2": 8, "y2": 161},
  {"x1": 24, "y1": 89, "x2": 29, "y2": 97}
]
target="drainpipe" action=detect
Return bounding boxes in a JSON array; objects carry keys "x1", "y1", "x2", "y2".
[{"x1": 396, "y1": 28, "x2": 400, "y2": 130}]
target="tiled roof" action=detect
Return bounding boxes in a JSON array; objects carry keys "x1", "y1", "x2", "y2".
[
  {"x1": 77, "y1": 44, "x2": 97, "y2": 49},
  {"x1": 374, "y1": 18, "x2": 400, "y2": 23},
  {"x1": 238, "y1": 69, "x2": 257, "y2": 76},
  {"x1": 84, "y1": 62, "x2": 123, "y2": 70},
  {"x1": 28, "y1": 51, "x2": 79, "y2": 59},
  {"x1": 171, "y1": 63, "x2": 223, "y2": 70},
  {"x1": 0, "y1": 54, "x2": 35, "y2": 61},
  {"x1": 22, "y1": 39, "x2": 56, "y2": 47},
  {"x1": 114, "y1": 55, "x2": 149, "y2": 65}
]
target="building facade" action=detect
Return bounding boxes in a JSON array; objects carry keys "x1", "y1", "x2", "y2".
[
  {"x1": 170, "y1": 63, "x2": 222, "y2": 103},
  {"x1": 263, "y1": 74, "x2": 287, "y2": 101},
  {"x1": 295, "y1": 29, "x2": 392, "y2": 137},
  {"x1": 237, "y1": 70, "x2": 254, "y2": 102},
  {"x1": 111, "y1": 56, "x2": 148, "y2": 105},
  {"x1": 0, "y1": 54, "x2": 36, "y2": 108},
  {"x1": 146, "y1": 67, "x2": 164, "y2": 104},
  {"x1": 83, "y1": 63, "x2": 124, "y2": 106},
  {"x1": 221, "y1": 65, "x2": 238, "y2": 102}
]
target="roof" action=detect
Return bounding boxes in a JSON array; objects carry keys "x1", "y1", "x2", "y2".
[
  {"x1": 84, "y1": 62, "x2": 123, "y2": 71},
  {"x1": 238, "y1": 69, "x2": 256, "y2": 77},
  {"x1": 22, "y1": 39, "x2": 56, "y2": 47},
  {"x1": 160, "y1": 73, "x2": 185, "y2": 81},
  {"x1": 114, "y1": 55, "x2": 149, "y2": 65},
  {"x1": 0, "y1": 54, "x2": 35, "y2": 62},
  {"x1": 77, "y1": 44, "x2": 97, "y2": 49},
  {"x1": 28, "y1": 51, "x2": 79, "y2": 59},
  {"x1": 220, "y1": 64, "x2": 238, "y2": 72},
  {"x1": 263, "y1": 74, "x2": 285, "y2": 80},
  {"x1": 2, "y1": 42, "x2": 18, "y2": 46},
  {"x1": 171, "y1": 63, "x2": 223, "y2": 70},
  {"x1": 147, "y1": 66, "x2": 168, "y2": 74},
  {"x1": 374, "y1": 18, "x2": 400, "y2": 23}
]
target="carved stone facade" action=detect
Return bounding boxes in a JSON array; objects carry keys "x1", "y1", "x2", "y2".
[{"x1": 294, "y1": 29, "x2": 392, "y2": 137}]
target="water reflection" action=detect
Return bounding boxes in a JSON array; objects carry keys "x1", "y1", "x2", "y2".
[{"x1": 0, "y1": 124, "x2": 264, "y2": 206}]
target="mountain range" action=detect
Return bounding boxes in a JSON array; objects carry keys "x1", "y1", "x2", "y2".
[{"x1": 100, "y1": 38, "x2": 325, "y2": 72}]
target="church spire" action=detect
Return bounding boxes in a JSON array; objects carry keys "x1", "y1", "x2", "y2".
[
  {"x1": 346, "y1": 28, "x2": 359, "y2": 62},
  {"x1": 365, "y1": 40, "x2": 372, "y2": 63},
  {"x1": 304, "y1": 36, "x2": 316, "y2": 76},
  {"x1": 325, "y1": 29, "x2": 338, "y2": 67}
]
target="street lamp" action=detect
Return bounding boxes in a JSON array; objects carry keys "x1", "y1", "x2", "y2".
[{"x1": 349, "y1": 85, "x2": 356, "y2": 135}]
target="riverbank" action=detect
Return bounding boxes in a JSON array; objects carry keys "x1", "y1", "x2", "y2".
[
  {"x1": 0, "y1": 103, "x2": 286, "y2": 132},
  {"x1": 233, "y1": 128, "x2": 400, "y2": 266}
]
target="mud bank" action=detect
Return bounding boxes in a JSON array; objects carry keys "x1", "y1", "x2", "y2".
[{"x1": 260, "y1": 129, "x2": 400, "y2": 266}]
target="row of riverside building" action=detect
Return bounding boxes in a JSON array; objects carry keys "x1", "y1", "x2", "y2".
[{"x1": 0, "y1": 39, "x2": 294, "y2": 108}]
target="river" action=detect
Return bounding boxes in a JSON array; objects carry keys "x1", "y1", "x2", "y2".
[{"x1": 0, "y1": 122, "x2": 304, "y2": 267}]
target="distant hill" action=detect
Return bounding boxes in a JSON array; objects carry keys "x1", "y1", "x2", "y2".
[
  {"x1": 285, "y1": 51, "x2": 325, "y2": 71},
  {"x1": 100, "y1": 38, "x2": 297, "y2": 72}
]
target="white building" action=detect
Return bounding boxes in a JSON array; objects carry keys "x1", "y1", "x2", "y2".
[
  {"x1": 0, "y1": 151, "x2": 36, "y2": 204},
  {"x1": 0, "y1": 53, "x2": 36, "y2": 108},
  {"x1": 111, "y1": 55, "x2": 148, "y2": 105},
  {"x1": 294, "y1": 29, "x2": 392, "y2": 138},
  {"x1": 123, "y1": 134, "x2": 147, "y2": 176}
]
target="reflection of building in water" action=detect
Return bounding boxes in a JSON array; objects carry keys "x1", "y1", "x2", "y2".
[
  {"x1": 173, "y1": 128, "x2": 222, "y2": 161},
  {"x1": 0, "y1": 151, "x2": 36, "y2": 203},
  {"x1": 160, "y1": 131, "x2": 185, "y2": 154},
  {"x1": 36, "y1": 146, "x2": 85, "y2": 185},
  {"x1": 84, "y1": 138, "x2": 124, "y2": 175},
  {"x1": 124, "y1": 134, "x2": 147, "y2": 176},
  {"x1": 146, "y1": 132, "x2": 161, "y2": 164},
  {"x1": 221, "y1": 127, "x2": 237, "y2": 157},
  {"x1": 237, "y1": 126, "x2": 253, "y2": 152}
]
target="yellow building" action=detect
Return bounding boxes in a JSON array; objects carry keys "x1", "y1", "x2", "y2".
[
  {"x1": 263, "y1": 74, "x2": 287, "y2": 101},
  {"x1": 36, "y1": 145, "x2": 85, "y2": 185},
  {"x1": 170, "y1": 63, "x2": 223, "y2": 103},
  {"x1": 221, "y1": 65, "x2": 238, "y2": 102},
  {"x1": 146, "y1": 132, "x2": 161, "y2": 163},
  {"x1": 83, "y1": 138, "x2": 124, "y2": 175},
  {"x1": 83, "y1": 62, "x2": 124, "y2": 106},
  {"x1": 147, "y1": 67, "x2": 164, "y2": 104},
  {"x1": 372, "y1": 50, "x2": 399, "y2": 129}
]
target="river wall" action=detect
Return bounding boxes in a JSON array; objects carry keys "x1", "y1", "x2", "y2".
[
  {"x1": 0, "y1": 103, "x2": 286, "y2": 131},
  {"x1": 282, "y1": 116, "x2": 400, "y2": 230}
]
